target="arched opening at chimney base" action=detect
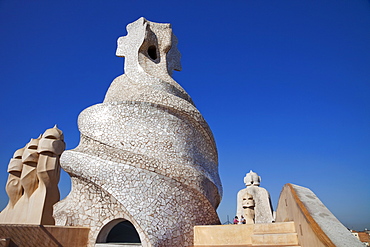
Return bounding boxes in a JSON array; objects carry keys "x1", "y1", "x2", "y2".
[{"x1": 96, "y1": 218, "x2": 141, "y2": 244}]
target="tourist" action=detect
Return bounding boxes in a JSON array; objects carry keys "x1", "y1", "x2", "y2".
[
  {"x1": 240, "y1": 215, "x2": 246, "y2": 224},
  {"x1": 233, "y1": 216, "x2": 239, "y2": 224}
]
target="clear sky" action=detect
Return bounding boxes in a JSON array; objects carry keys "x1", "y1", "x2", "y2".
[{"x1": 0, "y1": 0, "x2": 369, "y2": 231}]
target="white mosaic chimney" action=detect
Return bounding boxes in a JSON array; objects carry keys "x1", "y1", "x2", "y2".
[{"x1": 54, "y1": 17, "x2": 222, "y2": 247}]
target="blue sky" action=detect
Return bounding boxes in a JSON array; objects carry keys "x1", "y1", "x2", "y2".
[{"x1": 0, "y1": 1, "x2": 369, "y2": 230}]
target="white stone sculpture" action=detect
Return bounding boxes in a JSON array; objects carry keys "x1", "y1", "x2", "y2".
[
  {"x1": 244, "y1": 170, "x2": 261, "y2": 186},
  {"x1": 237, "y1": 170, "x2": 273, "y2": 224},
  {"x1": 242, "y1": 193, "x2": 255, "y2": 224},
  {"x1": 54, "y1": 17, "x2": 222, "y2": 247},
  {"x1": 0, "y1": 126, "x2": 65, "y2": 224}
]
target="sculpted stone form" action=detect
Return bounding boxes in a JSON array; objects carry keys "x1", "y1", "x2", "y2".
[
  {"x1": 0, "y1": 126, "x2": 65, "y2": 224},
  {"x1": 237, "y1": 170, "x2": 273, "y2": 224},
  {"x1": 3, "y1": 148, "x2": 25, "y2": 219},
  {"x1": 242, "y1": 193, "x2": 255, "y2": 224},
  {"x1": 32, "y1": 126, "x2": 65, "y2": 224},
  {"x1": 244, "y1": 170, "x2": 261, "y2": 187},
  {"x1": 54, "y1": 18, "x2": 222, "y2": 247}
]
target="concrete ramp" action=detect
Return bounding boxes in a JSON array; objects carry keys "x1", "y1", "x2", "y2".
[{"x1": 276, "y1": 183, "x2": 362, "y2": 247}]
